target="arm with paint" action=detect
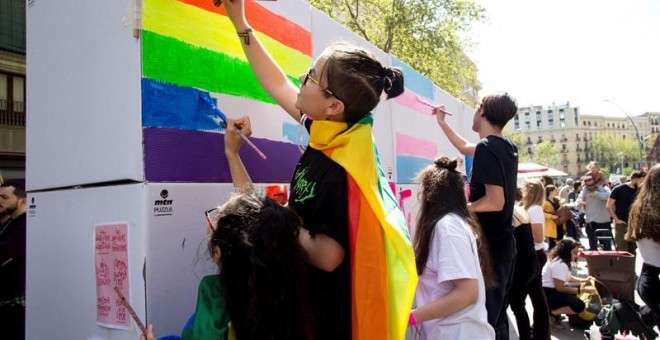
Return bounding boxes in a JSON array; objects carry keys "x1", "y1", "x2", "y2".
[
  {"x1": 224, "y1": 117, "x2": 254, "y2": 193},
  {"x1": 433, "y1": 105, "x2": 476, "y2": 156},
  {"x1": 216, "y1": 0, "x2": 301, "y2": 121}
]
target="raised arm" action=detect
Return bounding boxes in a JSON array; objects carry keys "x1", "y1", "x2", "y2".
[
  {"x1": 217, "y1": 0, "x2": 301, "y2": 121},
  {"x1": 433, "y1": 106, "x2": 476, "y2": 156},
  {"x1": 224, "y1": 117, "x2": 254, "y2": 193}
]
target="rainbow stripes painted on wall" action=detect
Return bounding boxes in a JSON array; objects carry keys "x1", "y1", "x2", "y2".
[{"x1": 141, "y1": 0, "x2": 311, "y2": 182}]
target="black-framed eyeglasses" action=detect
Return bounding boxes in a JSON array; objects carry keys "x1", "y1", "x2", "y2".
[
  {"x1": 302, "y1": 68, "x2": 342, "y2": 101},
  {"x1": 205, "y1": 208, "x2": 218, "y2": 233}
]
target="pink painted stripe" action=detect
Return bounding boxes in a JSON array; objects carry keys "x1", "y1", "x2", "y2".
[
  {"x1": 393, "y1": 89, "x2": 434, "y2": 115},
  {"x1": 396, "y1": 132, "x2": 437, "y2": 159}
]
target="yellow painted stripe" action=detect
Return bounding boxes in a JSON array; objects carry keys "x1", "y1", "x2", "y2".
[{"x1": 143, "y1": 0, "x2": 311, "y2": 77}]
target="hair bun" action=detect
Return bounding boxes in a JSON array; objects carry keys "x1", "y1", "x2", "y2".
[
  {"x1": 434, "y1": 156, "x2": 458, "y2": 171},
  {"x1": 382, "y1": 67, "x2": 404, "y2": 99}
]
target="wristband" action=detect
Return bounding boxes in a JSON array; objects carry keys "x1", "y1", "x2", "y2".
[
  {"x1": 237, "y1": 28, "x2": 253, "y2": 45},
  {"x1": 409, "y1": 312, "x2": 417, "y2": 326},
  {"x1": 577, "y1": 286, "x2": 581, "y2": 294}
]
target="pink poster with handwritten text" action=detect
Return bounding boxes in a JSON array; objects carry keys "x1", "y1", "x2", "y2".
[{"x1": 95, "y1": 222, "x2": 130, "y2": 329}]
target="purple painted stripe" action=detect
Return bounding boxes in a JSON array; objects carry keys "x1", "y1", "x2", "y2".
[{"x1": 144, "y1": 128, "x2": 300, "y2": 183}]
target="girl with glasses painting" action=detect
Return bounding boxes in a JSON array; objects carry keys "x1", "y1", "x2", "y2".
[{"x1": 214, "y1": 1, "x2": 417, "y2": 340}]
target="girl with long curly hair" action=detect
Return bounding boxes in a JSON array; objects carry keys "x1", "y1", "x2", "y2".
[
  {"x1": 625, "y1": 163, "x2": 660, "y2": 328},
  {"x1": 410, "y1": 157, "x2": 495, "y2": 339},
  {"x1": 541, "y1": 238, "x2": 595, "y2": 329}
]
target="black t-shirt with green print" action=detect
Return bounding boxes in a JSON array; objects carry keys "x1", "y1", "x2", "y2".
[{"x1": 289, "y1": 135, "x2": 351, "y2": 340}]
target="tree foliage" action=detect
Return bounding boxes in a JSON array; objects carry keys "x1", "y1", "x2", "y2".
[
  {"x1": 533, "y1": 141, "x2": 559, "y2": 168},
  {"x1": 589, "y1": 133, "x2": 639, "y2": 170},
  {"x1": 308, "y1": 0, "x2": 486, "y2": 102},
  {"x1": 503, "y1": 128, "x2": 531, "y2": 162}
]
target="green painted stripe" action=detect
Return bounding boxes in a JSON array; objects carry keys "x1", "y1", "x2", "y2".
[{"x1": 142, "y1": 30, "x2": 300, "y2": 104}]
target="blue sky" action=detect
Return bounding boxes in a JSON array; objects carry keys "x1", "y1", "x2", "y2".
[{"x1": 468, "y1": 0, "x2": 660, "y2": 117}]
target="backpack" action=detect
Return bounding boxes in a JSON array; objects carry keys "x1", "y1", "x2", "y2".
[{"x1": 599, "y1": 299, "x2": 658, "y2": 340}]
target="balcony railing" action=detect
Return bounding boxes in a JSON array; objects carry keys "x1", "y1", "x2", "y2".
[{"x1": 0, "y1": 100, "x2": 25, "y2": 127}]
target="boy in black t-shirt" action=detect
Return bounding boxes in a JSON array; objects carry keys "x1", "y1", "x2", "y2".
[{"x1": 433, "y1": 93, "x2": 519, "y2": 340}]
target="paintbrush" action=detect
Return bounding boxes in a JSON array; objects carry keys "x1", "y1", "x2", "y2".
[
  {"x1": 199, "y1": 93, "x2": 268, "y2": 160},
  {"x1": 414, "y1": 97, "x2": 453, "y2": 116}
]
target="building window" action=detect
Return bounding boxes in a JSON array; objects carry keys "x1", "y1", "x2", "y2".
[
  {"x1": 0, "y1": 0, "x2": 26, "y2": 54},
  {"x1": 0, "y1": 72, "x2": 25, "y2": 127},
  {"x1": 514, "y1": 115, "x2": 520, "y2": 130}
]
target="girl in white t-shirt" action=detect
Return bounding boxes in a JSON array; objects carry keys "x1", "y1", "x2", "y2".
[
  {"x1": 409, "y1": 157, "x2": 495, "y2": 339},
  {"x1": 541, "y1": 238, "x2": 595, "y2": 329}
]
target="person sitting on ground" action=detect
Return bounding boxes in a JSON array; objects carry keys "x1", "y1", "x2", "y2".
[
  {"x1": 410, "y1": 157, "x2": 495, "y2": 339},
  {"x1": 541, "y1": 238, "x2": 595, "y2": 329}
]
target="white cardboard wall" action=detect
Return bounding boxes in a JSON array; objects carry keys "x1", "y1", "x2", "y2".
[
  {"x1": 26, "y1": 183, "x2": 240, "y2": 339},
  {"x1": 26, "y1": 0, "x2": 143, "y2": 191}
]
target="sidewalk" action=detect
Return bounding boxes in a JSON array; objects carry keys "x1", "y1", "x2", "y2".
[{"x1": 507, "y1": 233, "x2": 644, "y2": 340}]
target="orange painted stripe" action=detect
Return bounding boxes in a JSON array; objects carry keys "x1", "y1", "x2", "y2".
[{"x1": 177, "y1": 0, "x2": 312, "y2": 56}]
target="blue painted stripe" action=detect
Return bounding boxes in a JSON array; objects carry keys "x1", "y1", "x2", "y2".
[
  {"x1": 142, "y1": 78, "x2": 226, "y2": 131},
  {"x1": 391, "y1": 57, "x2": 435, "y2": 100},
  {"x1": 396, "y1": 155, "x2": 432, "y2": 184},
  {"x1": 465, "y1": 155, "x2": 473, "y2": 181},
  {"x1": 282, "y1": 121, "x2": 309, "y2": 145}
]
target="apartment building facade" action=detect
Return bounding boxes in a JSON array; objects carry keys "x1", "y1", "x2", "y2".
[
  {"x1": 0, "y1": 0, "x2": 26, "y2": 180},
  {"x1": 506, "y1": 102, "x2": 659, "y2": 178}
]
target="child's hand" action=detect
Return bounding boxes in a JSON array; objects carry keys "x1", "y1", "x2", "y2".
[
  {"x1": 224, "y1": 116, "x2": 252, "y2": 156},
  {"x1": 216, "y1": 0, "x2": 249, "y2": 31},
  {"x1": 140, "y1": 324, "x2": 156, "y2": 340}
]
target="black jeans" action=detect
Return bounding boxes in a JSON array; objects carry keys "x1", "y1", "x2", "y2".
[
  {"x1": 509, "y1": 249, "x2": 550, "y2": 340},
  {"x1": 486, "y1": 234, "x2": 516, "y2": 340},
  {"x1": 586, "y1": 222, "x2": 612, "y2": 250},
  {"x1": 637, "y1": 263, "x2": 660, "y2": 329}
]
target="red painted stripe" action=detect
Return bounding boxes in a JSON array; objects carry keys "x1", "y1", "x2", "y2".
[{"x1": 178, "y1": 0, "x2": 312, "y2": 56}]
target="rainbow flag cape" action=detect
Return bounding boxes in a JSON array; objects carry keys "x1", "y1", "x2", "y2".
[{"x1": 309, "y1": 115, "x2": 418, "y2": 340}]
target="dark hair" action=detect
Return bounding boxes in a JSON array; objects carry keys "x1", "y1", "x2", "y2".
[
  {"x1": 479, "y1": 92, "x2": 518, "y2": 128},
  {"x1": 322, "y1": 42, "x2": 404, "y2": 122},
  {"x1": 548, "y1": 237, "x2": 580, "y2": 268},
  {"x1": 626, "y1": 164, "x2": 660, "y2": 243},
  {"x1": 414, "y1": 156, "x2": 494, "y2": 288},
  {"x1": 631, "y1": 170, "x2": 646, "y2": 180},
  {"x1": 545, "y1": 184, "x2": 557, "y2": 200},
  {"x1": 210, "y1": 193, "x2": 312, "y2": 340},
  {"x1": 515, "y1": 187, "x2": 523, "y2": 202},
  {"x1": 541, "y1": 175, "x2": 554, "y2": 186},
  {"x1": 0, "y1": 179, "x2": 26, "y2": 198},
  {"x1": 573, "y1": 181, "x2": 582, "y2": 191}
]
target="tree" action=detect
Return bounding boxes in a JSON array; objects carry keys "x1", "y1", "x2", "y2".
[
  {"x1": 309, "y1": 0, "x2": 486, "y2": 103},
  {"x1": 533, "y1": 141, "x2": 559, "y2": 168},
  {"x1": 503, "y1": 127, "x2": 531, "y2": 162},
  {"x1": 589, "y1": 134, "x2": 639, "y2": 170}
]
